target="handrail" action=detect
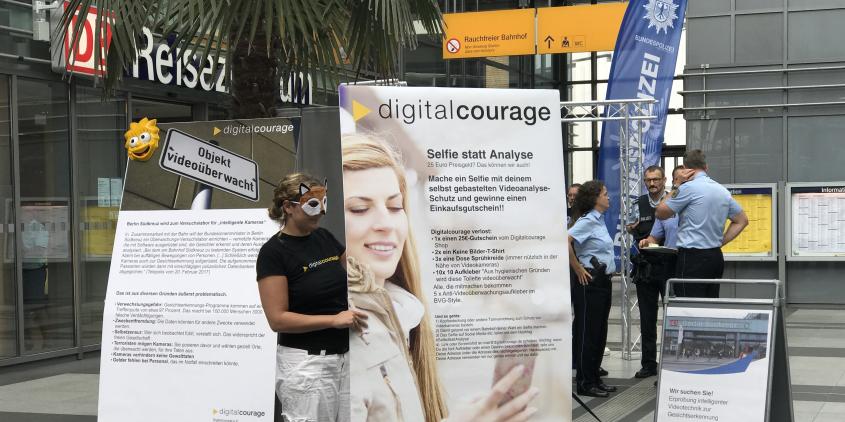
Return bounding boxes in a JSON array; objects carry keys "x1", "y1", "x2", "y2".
[
  {"x1": 667, "y1": 297, "x2": 778, "y2": 306},
  {"x1": 667, "y1": 278, "x2": 780, "y2": 286},
  {"x1": 0, "y1": 52, "x2": 51, "y2": 65},
  {"x1": 664, "y1": 278, "x2": 781, "y2": 305},
  {"x1": 684, "y1": 101, "x2": 845, "y2": 111},
  {"x1": 561, "y1": 116, "x2": 655, "y2": 122},
  {"x1": 560, "y1": 98, "x2": 657, "y2": 107},
  {"x1": 679, "y1": 83, "x2": 845, "y2": 95},
  {"x1": 682, "y1": 64, "x2": 845, "y2": 78}
]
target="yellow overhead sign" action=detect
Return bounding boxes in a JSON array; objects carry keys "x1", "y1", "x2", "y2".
[
  {"x1": 442, "y1": 3, "x2": 629, "y2": 59},
  {"x1": 443, "y1": 9, "x2": 535, "y2": 59},
  {"x1": 537, "y1": 3, "x2": 627, "y2": 54}
]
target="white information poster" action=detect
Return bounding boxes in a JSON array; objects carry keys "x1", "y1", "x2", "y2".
[
  {"x1": 656, "y1": 307, "x2": 774, "y2": 422},
  {"x1": 99, "y1": 117, "x2": 304, "y2": 422},
  {"x1": 98, "y1": 177, "x2": 111, "y2": 207},
  {"x1": 99, "y1": 210, "x2": 278, "y2": 422},
  {"x1": 339, "y1": 86, "x2": 571, "y2": 420},
  {"x1": 20, "y1": 202, "x2": 70, "y2": 260},
  {"x1": 790, "y1": 185, "x2": 845, "y2": 257}
]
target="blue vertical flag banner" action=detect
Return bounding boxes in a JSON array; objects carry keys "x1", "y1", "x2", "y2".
[{"x1": 597, "y1": 0, "x2": 687, "y2": 261}]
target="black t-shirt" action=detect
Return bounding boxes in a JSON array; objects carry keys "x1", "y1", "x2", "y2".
[{"x1": 255, "y1": 227, "x2": 348, "y2": 351}]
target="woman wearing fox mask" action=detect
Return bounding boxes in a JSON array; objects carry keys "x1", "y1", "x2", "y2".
[{"x1": 256, "y1": 173, "x2": 367, "y2": 422}]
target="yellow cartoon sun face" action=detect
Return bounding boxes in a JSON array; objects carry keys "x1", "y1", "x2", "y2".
[{"x1": 124, "y1": 117, "x2": 160, "y2": 161}]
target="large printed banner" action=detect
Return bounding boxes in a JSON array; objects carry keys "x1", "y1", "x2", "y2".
[
  {"x1": 99, "y1": 118, "x2": 304, "y2": 422},
  {"x1": 339, "y1": 86, "x2": 571, "y2": 420},
  {"x1": 597, "y1": 0, "x2": 687, "y2": 258},
  {"x1": 656, "y1": 307, "x2": 774, "y2": 422}
]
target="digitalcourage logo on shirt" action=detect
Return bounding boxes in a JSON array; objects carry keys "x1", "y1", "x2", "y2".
[{"x1": 302, "y1": 255, "x2": 340, "y2": 273}]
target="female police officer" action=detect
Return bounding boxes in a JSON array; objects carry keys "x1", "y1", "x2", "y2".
[{"x1": 568, "y1": 180, "x2": 617, "y2": 397}]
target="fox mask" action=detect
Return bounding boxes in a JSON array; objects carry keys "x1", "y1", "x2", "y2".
[{"x1": 298, "y1": 182, "x2": 328, "y2": 216}]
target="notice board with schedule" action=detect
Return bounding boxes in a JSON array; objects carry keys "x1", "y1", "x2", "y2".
[
  {"x1": 722, "y1": 184, "x2": 777, "y2": 261},
  {"x1": 787, "y1": 182, "x2": 845, "y2": 260}
]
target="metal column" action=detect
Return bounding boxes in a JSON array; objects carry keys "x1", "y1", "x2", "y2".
[{"x1": 561, "y1": 99, "x2": 656, "y2": 360}]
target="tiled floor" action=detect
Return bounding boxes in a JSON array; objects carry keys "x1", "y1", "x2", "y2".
[{"x1": 1, "y1": 305, "x2": 844, "y2": 421}]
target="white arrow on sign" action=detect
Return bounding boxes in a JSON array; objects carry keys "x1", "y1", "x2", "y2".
[{"x1": 159, "y1": 129, "x2": 260, "y2": 201}]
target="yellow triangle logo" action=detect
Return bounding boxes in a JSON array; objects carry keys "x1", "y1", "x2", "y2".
[
  {"x1": 213, "y1": 127, "x2": 221, "y2": 136},
  {"x1": 302, "y1": 266, "x2": 308, "y2": 272},
  {"x1": 352, "y1": 100, "x2": 371, "y2": 122}
]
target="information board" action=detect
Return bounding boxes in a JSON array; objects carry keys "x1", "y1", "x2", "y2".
[
  {"x1": 787, "y1": 182, "x2": 845, "y2": 260},
  {"x1": 656, "y1": 307, "x2": 774, "y2": 422},
  {"x1": 722, "y1": 184, "x2": 777, "y2": 261},
  {"x1": 656, "y1": 279, "x2": 794, "y2": 422}
]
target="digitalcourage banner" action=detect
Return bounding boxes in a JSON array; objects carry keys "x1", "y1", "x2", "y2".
[
  {"x1": 597, "y1": 0, "x2": 688, "y2": 258},
  {"x1": 98, "y1": 118, "x2": 306, "y2": 422},
  {"x1": 339, "y1": 86, "x2": 571, "y2": 420}
]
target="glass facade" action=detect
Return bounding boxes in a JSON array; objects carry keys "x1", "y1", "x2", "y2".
[
  {"x1": 559, "y1": 27, "x2": 688, "y2": 185},
  {"x1": 0, "y1": 70, "x2": 228, "y2": 364},
  {"x1": 0, "y1": 1, "x2": 232, "y2": 363},
  {"x1": 17, "y1": 78, "x2": 74, "y2": 353},
  {"x1": 75, "y1": 87, "x2": 127, "y2": 346},
  {"x1": 0, "y1": 0, "x2": 48, "y2": 59},
  {"x1": 0, "y1": 74, "x2": 14, "y2": 358},
  {"x1": 0, "y1": 74, "x2": 231, "y2": 364}
]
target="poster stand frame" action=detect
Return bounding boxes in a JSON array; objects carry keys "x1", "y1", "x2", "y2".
[{"x1": 655, "y1": 278, "x2": 794, "y2": 422}]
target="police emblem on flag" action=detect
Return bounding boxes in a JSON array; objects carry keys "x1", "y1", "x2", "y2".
[{"x1": 643, "y1": 0, "x2": 679, "y2": 34}]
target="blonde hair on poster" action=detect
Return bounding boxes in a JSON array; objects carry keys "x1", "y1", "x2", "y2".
[{"x1": 341, "y1": 132, "x2": 448, "y2": 422}]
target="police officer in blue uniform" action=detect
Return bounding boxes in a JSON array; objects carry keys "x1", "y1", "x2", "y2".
[
  {"x1": 656, "y1": 150, "x2": 749, "y2": 298},
  {"x1": 633, "y1": 165, "x2": 683, "y2": 378},
  {"x1": 568, "y1": 180, "x2": 617, "y2": 397}
]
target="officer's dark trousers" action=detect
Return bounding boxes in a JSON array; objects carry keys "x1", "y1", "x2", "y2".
[
  {"x1": 634, "y1": 253, "x2": 676, "y2": 371},
  {"x1": 635, "y1": 280, "x2": 665, "y2": 371},
  {"x1": 571, "y1": 270, "x2": 611, "y2": 388},
  {"x1": 675, "y1": 247, "x2": 724, "y2": 298}
]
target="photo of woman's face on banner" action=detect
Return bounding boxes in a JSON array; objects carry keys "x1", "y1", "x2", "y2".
[{"x1": 338, "y1": 85, "x2": 572, "y2": 421}]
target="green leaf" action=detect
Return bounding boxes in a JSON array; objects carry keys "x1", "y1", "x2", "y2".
[{"x1": 52, "y1": 0, "x2": 443, "y2": 101}]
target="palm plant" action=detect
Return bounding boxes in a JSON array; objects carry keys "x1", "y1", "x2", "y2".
[{"x1": 55, "y1": 0, "x2": 443, "y2": 117}]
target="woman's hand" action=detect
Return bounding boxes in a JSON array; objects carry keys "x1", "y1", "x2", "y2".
[
  {"x1": 332, "y1": 309, "x2": 369, "y2": 330},
  {"x1": 444, "y1": 365, "x2": 539, "y2": 422},
  {"x1": 574, "y1": 265, "x2": 593, "y2": 286}
]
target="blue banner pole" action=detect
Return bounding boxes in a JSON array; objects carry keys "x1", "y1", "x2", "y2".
[{"x1": 597, "y1": 0, "x2": 688, "y2": 265}]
